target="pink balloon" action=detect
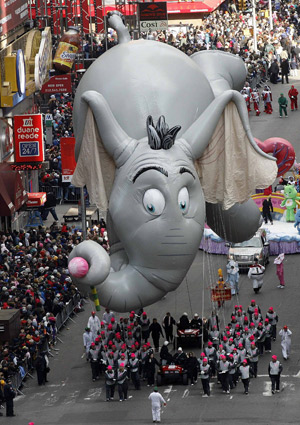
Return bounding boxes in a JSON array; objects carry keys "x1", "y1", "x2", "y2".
[
  {"x1": 255, "y1": 137, "x2": 295, "y2": 177},
  {"x1": 68, "y1": 257, "x2": 89, "y2": 278}
]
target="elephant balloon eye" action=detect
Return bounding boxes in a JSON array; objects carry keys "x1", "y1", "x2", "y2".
[
  {"x1": 143, "y1": 189, "x2": 166, "y2": 216},
  {"x1": 178, "y1": 187, "x2": 190, "y2": 215}
]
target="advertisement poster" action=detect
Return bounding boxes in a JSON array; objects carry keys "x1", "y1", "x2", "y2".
[
  {"x1": 14, "y1": 114, "x2": 44, "y2": 163},
  {"x1": 0, "y1": 0, "x2": 28, "y2": 35},
  {"x1": 60, "y1": 136, "x2": 76, "y2": 182}
]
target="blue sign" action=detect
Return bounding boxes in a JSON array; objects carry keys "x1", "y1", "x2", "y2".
[{"x1": 19, "y1": 142, "x2": 40, "y2": 157}]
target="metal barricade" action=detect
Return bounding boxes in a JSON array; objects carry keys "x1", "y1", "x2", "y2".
[{"x1": 40, "y1": 184, "x2": 63, "y2": 202}]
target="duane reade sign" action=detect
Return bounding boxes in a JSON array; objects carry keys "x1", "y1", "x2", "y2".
[
  {"x1": 14, "y1": 114, "x2": 44, "y2": 163},
  {"x1": 139, "y1": 2, "x2": 168, "y2": 32}
]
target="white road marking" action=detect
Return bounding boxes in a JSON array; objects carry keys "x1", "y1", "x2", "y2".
[
  {"x1": 293, "y1": 371, "x2": 300, "y2": 378},
  {"x1": 128, "y1": 395, "x2": 133, "y2": 399},
  {"x1": 230, "y1": 396, "x2": 233, "y2": 400},
  {"x1": 44, "y1": 393, "x2": 58, "y2": 406},
  {"x1": 84, "y1": 388, "x2": 102, "y2": 400},
  {"x1": 182, "y1": 389, "x2": 189, "y2": 398},
  {"x1": 81, "y1": 353, "x2": 85, "y2": 359},
  {"x1": 62, "y1": 390, "x2": 80, "y2": 405},
  {"x1": 282, "y1": 382, "x2": 295, "y2": 391},
  {"x1": 167, "y1": 398, "x2": 170, "y2": 402},
  {"x1": 164, "y1": 385, "x2": 177, "y2": 395},
  {"x1": 263, "y1": 381, "x2": 272, "y2": 397}
]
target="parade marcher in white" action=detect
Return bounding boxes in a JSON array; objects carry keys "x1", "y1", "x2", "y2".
[
  {"x1": 279, "y1": 325, "x2": 292, "y2": 360},
  {"x1": 83, "y1": 327, "x2": 93, "y2": 360},
  {"x1": 87, "y1": 311, "x2": 101, "y2": 341},
  {"x1": 149, "y1": 386, "x2": 166, "y2": 423},
  {"x1": 251, "y1": 89, "x2": 261, "y2": 116},
  {"x1": 248, "y1": 258, "x2": 265, "y2": 293},
  {"x1": 241, "y1": 89, "x2": 251, "y2": 112},
  {"x1": 262, "y1": 85, "x2": 273, "y2": 114}
]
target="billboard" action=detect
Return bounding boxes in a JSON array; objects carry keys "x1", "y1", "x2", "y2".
[
  {"x1": 41, "y1": 74, "x2": 72, "y2": 94},
  {"x1": 14, "y1": 114, "x2": 44, "y2": 163},
  {"x1": 139, "y1": 2, "x2": 168, "y2": 32},
  {"x1": 0, "y1": 0, "x2": 28, "y2": 35},
  {"x1": 60, "y1": 137, "x2": 76, "y2": 182}
]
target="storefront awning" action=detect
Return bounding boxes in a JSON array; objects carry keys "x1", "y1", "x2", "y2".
[
  {"x1": 26, "y1": 192, "x2": 47, "y2": 208},
  {"x1": 104, "y1": 0, "x2": 224, "y2": 15},
  {"x1": 0, "y1": 163, "x2": 27, "y2": 216}
]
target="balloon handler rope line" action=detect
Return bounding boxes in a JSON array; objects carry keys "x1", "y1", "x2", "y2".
[{"x1": 91, "y1": 285, "x2": 101, "y2": 311}]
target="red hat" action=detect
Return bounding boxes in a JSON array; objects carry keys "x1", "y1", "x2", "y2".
[
  {"x1": 135, "y1": 342, "x2": 139, "y2": 346},
  {"x1": 208, "y1": 341, "x2": 213, "y2": 346},
  {"x1": 258, "y1": 322, "x2": 262, "y2": 326},
  {"x1": 229, "y1": 354, "x2": 233, "y2": 358},
  {"x1": 232, "y1": 316, "x2": 236, "y2": 320},
  {"x1": 233, "y1": 348, "x2": 237, "y2": 351},
  {"x1": 112, "y1": 345, "x2": 116, "y2": 349},
  {"x1": 254, "y1": 309, "x2": 259, "y2": 313},
  {"x1": 107, "y1": 324, "x2": 113, "y2": 330},
  {"x1": 235, "y1": 324, "x2": 240, "y2": 329},
  {"x1": 237, "y1": 309, "x2": 242, "y2": 314},
  {"x1": 243, "y1": 359, "x2": 247, "y2": 364},
  {"x1": 221, "y1": 355, "x2": 226, "y2": 360},
  {"x1": 238, "y1": 343, "x2": 243, "y2": 348},
  {"x1": 223, "y1": 336, "x2": 227, "y2": 341},
  {"x1": 250, "y1": 322, "x2": 255, "y2": 327},
  {"x1": 142, "y1": 312, "x2": 147, "y2": 316},
  {"x1": 129, "y1": 314, "x2": 134, "y2": 319},
  {"x1": 130, "y1": 310, "x2": 135, "y2": 314},
  {"x1": 265, "y1": 318, "x2": 269, "y2": 322},
  {"x1": 234, "y1": 305, "x2": 238, "y2": 309},
  {"x1": 92, "y1": 311, "x2": 95, "y2": 314},
  {"x1": 203, "y1": 357, "x2": 208, "y2": 363},
  {"x1": 219, "y1": 344, "x2": 223, "y2": 349},
  {"x1": 201, "y1": 352, "x2": 205, "y2": 357},
  {"x1": 101, "y1": 321, "x2": 105, "y2": 325},
  {"x1": 111, "y1": 317, "x2": 115, "y2": 322},
  {"x1": 244, "y1": 327, "x2": 249, "y2": 331},
  {"x1": 120, "y1": 362, "x2": 125, "y2": 367},
  {"x1": 146, "y1": 342, "x2": 151, "y2": 347},
  {"x1": 229, "y1": 338, "x2": 233, "y2": 342},
  {"x1": 269, "y1": 307, "x2": 273, "y2": 311},
  {"x1": 91, "y1": 342, "x2": 95, "y2": 346},
  {"x1": 272, "y1": 355, "x2": 277, "y2": 360},
  {"x1": 249, "y1": 335, "x2": 255, "y2": 341},
  {"x1": 120, "y1": 352, "x2": 125, "y2": 357},
  {"x1": 283, "y1": 325, "x2": 288, "y2": 329},
  {"x1": 251, "y1": 299, "x2": 255, "y2": 303},
  {"x1": 131, "y1": 344, "x2": 135, "y2": 349},
  {"x1": 131, "y1": 353, "x2": 135, "y2": 358},
  {"x1": 121, "y1": 343, "x2": 126, "y2": 349},
  {"x1": 236, "y1": 332, "x2": 241, "y2": 336},
  {"x1": 128, "y1": 331, "x2": 132, "y2": 336},
  {"x1": 108, "y1": 341, "x2": 113, "y2": 345},
  {"x1": 226, "y1": 331, "x2": 231, "y2": 336},
  {"x1": 107, "y1": 365, "x2": 113, "y2": 370},
  {"x1": 109, "y1": 352, "x2": 114, "y2": 356},
  {"x1": 244, "y1": 317, "x2": 248, "y2": 322}
]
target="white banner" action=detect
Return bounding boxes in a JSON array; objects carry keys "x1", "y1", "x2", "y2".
[{"x1": 139, "y1": 20, "x2": 168, "y2": 32}]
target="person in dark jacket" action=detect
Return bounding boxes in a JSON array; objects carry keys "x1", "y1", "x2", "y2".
[
  {"x1": 186, "y1": 352, "x2": 198, "y2": 385},
  {"x1": 149, "y1": 318, "x2": 164, "y2": 352},
  {"x1": 281, "y1": 58, "x2": 290, "y2": 84},
  {"x1": 160, "y1": 341, "x2": 173, "y2": 365},
  {"x1": 178, "y1": 313, "x2": 190, "y2": 330},
  {"x1": 262, "y1": 197, "x2": 273, "y2": 224},
  {"x1": 270, "y1": 59, "x2": 279, "y2": 84},
  {"x1": 41, "y1": 191, "x2": 58, "y2": 221},
  {"x1": 162, "y1": 312, "x2": 176, "y2": 342},
  {"x1": 4, "y1": 378, "x2": 16, "y2": 417},
  {"x1": 145, "y1": 352, "x2": 159, "y2": 386},
  {"x1": 35, "y1": 353, "x2": 47, "y2": 385}
]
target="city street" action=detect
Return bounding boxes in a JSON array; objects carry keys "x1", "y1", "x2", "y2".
[{"x1": 15, "y1": 77, "x2": 300, "y2": 424}]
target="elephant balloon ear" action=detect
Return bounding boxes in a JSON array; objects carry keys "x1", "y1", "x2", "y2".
[
  {"x1": 72, "y1": 107, "x2": 115, "y2": 210},
  {"x1": 192, "y1": 102, "x2": 277, "y2": 210}
]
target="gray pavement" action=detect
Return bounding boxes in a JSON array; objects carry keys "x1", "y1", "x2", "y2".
[{"x1": 13, "y1": 76, "x2": 300, "y2": 424}]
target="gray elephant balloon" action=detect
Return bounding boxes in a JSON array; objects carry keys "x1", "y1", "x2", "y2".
[{"x1": 69, "y1": 12, "x2": 277, "y2": 312}]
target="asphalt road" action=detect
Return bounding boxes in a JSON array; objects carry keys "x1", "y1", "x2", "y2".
[{"x1": 14, "y1": 76, "x2": 300, "y2": 425}]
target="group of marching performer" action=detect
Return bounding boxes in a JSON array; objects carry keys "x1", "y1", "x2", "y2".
[{"x1": 241, "y1": 83, "x2": 299, "y2": 117}]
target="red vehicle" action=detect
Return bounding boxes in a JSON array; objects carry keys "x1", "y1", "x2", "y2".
[
  {"x1": 174, "y1": 328, "x2": 202, "y2": 349},
  {"x1": 157, "y1": 364, "x2": 188, "y2": 386}
]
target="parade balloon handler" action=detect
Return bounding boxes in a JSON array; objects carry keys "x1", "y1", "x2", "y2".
[{"x1": 274, "y1": 253, "x2": 285, "y2": 288}]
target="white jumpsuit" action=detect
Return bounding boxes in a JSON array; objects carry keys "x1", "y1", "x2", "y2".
[
  {"x1": 149, "y1": 391, "x2": 166, "y2": 422},
  {"x1": 87, "y1": 315, "x2": 101, "y2": 341},
  {"x1": 279, "y1": 328, "x2": 292, "y2": 359}
]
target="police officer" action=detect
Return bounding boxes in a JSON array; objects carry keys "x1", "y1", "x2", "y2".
[
  {"x1": 105, "y1": 365, "x2": 116, "y2": 401},
  {"x1": 4, "y1": 378, "x2": 16, "y2": 417},
  {"x1": 199, "y1": 357, "x2": 211, "y2": 397},
  {"x1": 268, "y1": 355, "x2": 283, "y2": 394}
]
